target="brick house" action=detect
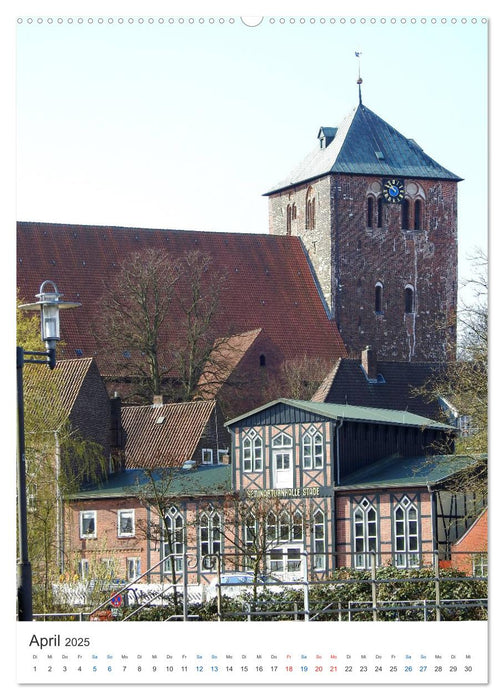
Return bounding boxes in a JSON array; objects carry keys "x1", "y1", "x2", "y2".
[
  {"x1": 65, "y1": 398, "x2": 231, "y2": 584},
  {"x1": 450, "y1": 508, "x2": 488, "y2": 575},
  {"x1": 225, "y1": 399, "x2": 482, "y2": 577},
  {"x1": 61, "y1": 394, "x2": 486, "y2": 592}
]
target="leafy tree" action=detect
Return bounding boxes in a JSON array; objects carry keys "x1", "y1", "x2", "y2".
[{"x1": 17, "y1": 295, "x2": 108, "y2": 613}]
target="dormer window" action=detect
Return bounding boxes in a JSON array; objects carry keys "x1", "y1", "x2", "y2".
[{"x1": 318, "y1": 126, "x2": 337, "y2": 149}]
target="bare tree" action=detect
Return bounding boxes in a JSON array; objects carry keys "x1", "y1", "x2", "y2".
[
  {"x1": 265, "y1": 354, "x2": 334, "y2": 402},
  {"x1": 415, "y1": 249, "x2": 488, "y2": 497},
  {"x1": 214, "y1": 494, "x2": 308, "y2": 611},
  {"x1": 95, "y1": 248, "x2": 230, "y2": 404}
]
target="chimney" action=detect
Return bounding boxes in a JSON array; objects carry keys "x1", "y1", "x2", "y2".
[
  {"x1": 153, "y1": 395, "x2": 164, "y2": 407},
  {"x1": 361, "y1": 346, "x2": 377, "y2": 380}
]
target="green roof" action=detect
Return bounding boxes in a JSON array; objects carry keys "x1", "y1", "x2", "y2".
[
  {"x1": 265, "y1": 103, "x2": 461, "y2": 194},
  {"x1": 337, "y1": 454, "x2": 485, "y2": 491},
  {"x1": 69, "y1": 463, "x2": 232, "y2": 500},
  {"x1": 226, "y1": 398, "x2": 453, "y2": 431}
]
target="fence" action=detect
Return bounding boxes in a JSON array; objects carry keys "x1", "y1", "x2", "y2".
[{"x1": 39, "y1": 549, "x2": 487, "y2": 622}]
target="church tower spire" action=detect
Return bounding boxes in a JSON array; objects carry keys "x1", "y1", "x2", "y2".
[
  {"x1": 355, "y1": 51, "x2": 363, "y2": 104},
  {"x1": 263, "y1": 94, "x2": 461, "y2": 363}
]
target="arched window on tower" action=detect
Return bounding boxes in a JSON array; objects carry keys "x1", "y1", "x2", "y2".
[
  {"x1": 287, "y1": 204, "x2": 292, "y2": 235},
  {"x1": 375, "y1": 282, "x2": 384, "y2": 314},
  {"x1": 401, "y1": 199, "x2": 410, "y2": 230},
  {"x1": 305, "y1": 187, "x2": 316, "y2": 230},
  {"x1": 404, "y1": 285, "x2": 415, "y2": 314},
  {"x1": 414, "y1": 199, "x2": 423, "y2": 230},
  {"x1": 377, "y1": 196, "x2": 383, "y2": 228},
  {"x1": 367, "y1": 196, "x2": 374, "y2": 228}
]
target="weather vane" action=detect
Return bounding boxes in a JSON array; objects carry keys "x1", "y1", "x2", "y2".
[{"x1": 355, "y1": 51, "x2": 363, "y2": 104}]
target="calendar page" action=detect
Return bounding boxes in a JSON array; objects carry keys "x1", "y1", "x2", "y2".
[{"x1": 10, "y1": 1, "x2": 493, "y2": 694}]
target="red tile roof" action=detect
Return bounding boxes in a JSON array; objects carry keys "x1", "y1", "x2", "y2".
[
  {"x1": 24, "y1": 356, "x2": 99, "y2": 424},
  {"x1": 17, "y1": 222, "x2": 347, "y2": 374},
  {"x1": 120, "y1": 400, "x2": 218, "y2": 468}
]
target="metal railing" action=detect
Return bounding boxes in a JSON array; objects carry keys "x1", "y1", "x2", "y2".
[{"x1": 37, "y1": 548, "x2": 487, "y2": 622}]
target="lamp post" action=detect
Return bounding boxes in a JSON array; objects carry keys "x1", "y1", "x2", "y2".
[{"x1": 17, "y1": 281, "x2": 81, "y2": 621}]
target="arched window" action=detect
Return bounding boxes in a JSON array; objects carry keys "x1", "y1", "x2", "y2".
[
  {"x1": 313, "y1": 510, "x2": 326, "y2": 570},
  {"x1": 302, "y1": 427, "x2": 324, "y2": 469},
  {"x1": 292, "y1": 510, "x2": 303, "y2": 541},
  {"x1": 267, "y1": 512, "x2": 278, "y2": 541},
  {"x1": 305, "y1": 187, "x2": 316, "y2": 230},
  {"x1": 375, "y1": 282, "x2": 383, "y2": 314},
  {"x1": 367, "y1": 196, "x2": 374, "y2": 228},
  {"x1": 401, "y1": 199, "x2": 410, "y2": 229},
  {"x1": 404, "y1": 285, "x2": 415, "y2": 314},
  {"x1": 353, "y1": 498, "x2": 377, "y2": 569},
  {"x1": 272, "y1": 432, "x2": 293, "y2": 448},
  {"x1": 279, "y1": 512, "x2": 290, "y2": 541},
  {"x1": 200, "y1": 510, "x2": 222, "y2": 569},
  {"x1": 377, "y1": 196, "x2": 383, "y2": 228},
  {"x1": 394, "y1": 497, "x2": 420, "y2": 567},
  {"x1": 414, "y1": 199, "x2": 423, "y2": 230},
  {"x1": 286, "y1": 204, "x2": 292, "y2": 235},
  {"x1": 259, "y1": 353, "x2": 266, "y2": 367},
  {"x1": 242, "y1": 430, "x2": 263, "y2": 472},
  {"x1": 163, "y1": 506, "x2": 184, "y2": 574}
]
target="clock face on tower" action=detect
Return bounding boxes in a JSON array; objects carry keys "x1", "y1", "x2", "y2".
[{"x1": 382, "y1": 178, "x2": 405, "y2": 203}]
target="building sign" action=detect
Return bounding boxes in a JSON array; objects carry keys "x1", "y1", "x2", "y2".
[{"x1": 245, "y1": 486, "x2": 332, "y2": 499}]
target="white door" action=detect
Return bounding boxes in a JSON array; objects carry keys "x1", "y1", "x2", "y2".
[{"x1": 273, "y1": 451, "x2": 293, "y2": 488}]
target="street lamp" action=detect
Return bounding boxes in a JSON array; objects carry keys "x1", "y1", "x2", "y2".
[{"x1": 17, "y1": 281, "x2": 81, "y2": 621}]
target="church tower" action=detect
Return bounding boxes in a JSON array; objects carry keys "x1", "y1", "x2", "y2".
[{"x1": 263, "y1": 98, "x2": 460, "y2": 362}]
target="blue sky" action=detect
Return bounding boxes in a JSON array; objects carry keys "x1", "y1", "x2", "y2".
[{"x1": 15, "y1": 9, "x2": 488, "y2": 293}]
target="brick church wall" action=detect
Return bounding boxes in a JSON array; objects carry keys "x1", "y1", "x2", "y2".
[
  {"x1": 333, "y1": 174, "x2": 458, "y2": 361},
  {"x1": 269, "y1": 172, "x2": 458, "y2": 362}
]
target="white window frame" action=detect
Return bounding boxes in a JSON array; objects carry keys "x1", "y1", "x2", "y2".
[
  {"x1": 80, "y1": 510, "x2": 97, "y2": 539},
  {"x1": 127, "y1": 557, "x2": 141, "y2": 582},
  {"x1": 202, "y1": 448, "x2": 213, "y2": 464},
  {"x1": 353, "y1": 498, "x2": 377, "y2": 569},
  {"x1": 200, "y1": 510, "x2": 222, "y2": 569},
  {"x1": 242, "y1": 430, "x2": 263, "y2": 473},
  {"x1": 472, "y1": 553, "x2": 488, "y2": 577},
  {"x1": 313, "y1": 510, "x2": 326, "y2": 570},
  {"x1": 302, "y1": 427, "x2": 324, "y2": 469},
  {"x1": 268, "y1": 546, "x2": 302, "y2": 575},
  {"x1": 79, "y1": 559, "x2": 89, "y2": 579},
  {"x1": 118, "y1": 509, "x2": 135, "y2": 538},
  {"x1": 162, "y1": 507, "x2": 184, "y2": 574},
  {"x1": 393, "y1": 496, "x2": 420, "y2": 568}
]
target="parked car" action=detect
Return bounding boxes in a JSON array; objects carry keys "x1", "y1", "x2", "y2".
[{"x1": 205, "y1": 571, "x2": 284, "y2": 599}]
